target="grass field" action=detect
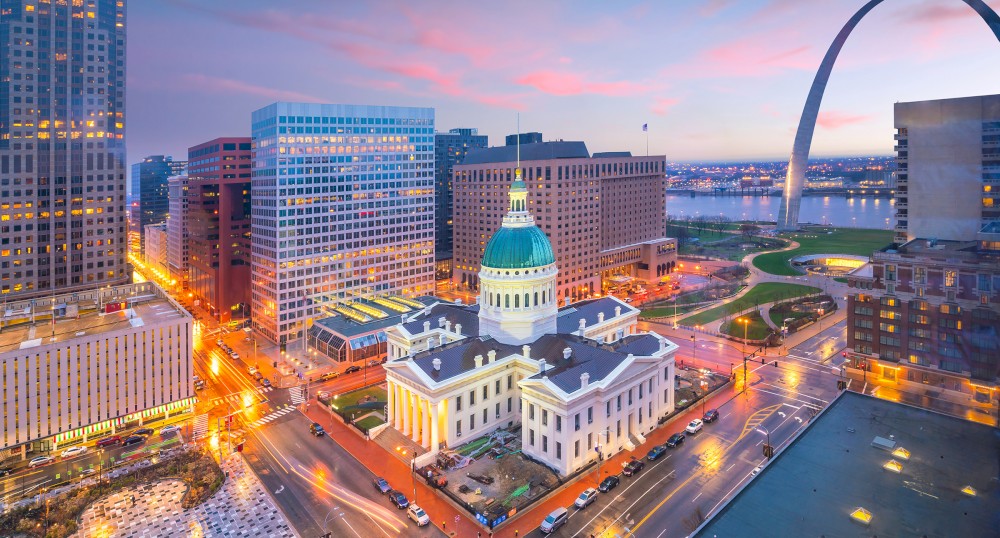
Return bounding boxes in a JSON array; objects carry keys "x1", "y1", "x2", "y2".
[
  {"x1": 640, "y1": 304, "x2": 701, "y2": 319},
  {"x1": 330, "y1": 386, "x2": 386, "y2": 419},
  {"x1": 680, "y1": 282, "x2": 821, "y2": 327},
  {"x1": 752, "y1": 227, "x2": 892, "y2": 276},
  {"x1": 354, "y1": 415, "x2": 385, "y2": 432},
  {"x1": 720, "y1": 311, "x2": 771, "y2": 340}
]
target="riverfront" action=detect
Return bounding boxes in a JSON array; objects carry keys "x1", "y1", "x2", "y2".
[{"x1": 666, "y1": 193, "x2": 895, "y2": 229}]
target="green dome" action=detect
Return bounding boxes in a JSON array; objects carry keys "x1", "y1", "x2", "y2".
[{"x1": 482, "y1": 225, "x2": 555, "y2": 269}]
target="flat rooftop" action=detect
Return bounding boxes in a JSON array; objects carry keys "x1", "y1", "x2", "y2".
[
  {"x1": 0, "y1": 297, "x2": 187, "y2": 354},
  {"x1": 697, "y1": 391, "x2": 1000, "y2": 538}
]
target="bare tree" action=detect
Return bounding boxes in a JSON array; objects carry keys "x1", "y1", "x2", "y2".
[{"x1": 740, "y1": 223, "x2": 761, "y2": 239}]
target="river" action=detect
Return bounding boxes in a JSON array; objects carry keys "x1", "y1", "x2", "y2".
[{"x1": 665, "y1": 194, "x2": 895, "y2": 229}]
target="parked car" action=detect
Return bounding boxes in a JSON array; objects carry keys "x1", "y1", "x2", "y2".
[
  {"x1": 574, "y1": 488, "x2": 598, "y2": 509},
  {"x1": 160, "y1": 425, "x2": 181, "y2": 436},
  {"x1": 623, "y1": 459, "x2": 645, "y2": 477},
  {"x1": 666, "y1": 433, "x2": 685, "y2": 448},
  {"x1": 539, "y1": 507, "x2": 569, "y2": 533},
  {"x1": 60, "y1": 446, "x2": 88, "y2": 459},
  {"x1": 309, "y1": 423, "x2": 325, "y2": 437},
  {"x1": 751, "y1": 465, "x2": 763, "y2": 477},
  {"x1": 0, "y1": 467, "x2": 12, "y2": 477},
  {"x1": 319, "y1": 371, "x2": 340, "y2": 381},
  {"x1": 260, "y1": 378, "x2": 272, "y2": 388},
  {"x1": 80, "y1": 468, "x2": 97, "y2": 476},
  {"x1": 252, "y1": 371, "x2": 263, "y2": 381},
  {"x1": 122, "y1": 435, "x2": 145, "y2": 447},
  {"x1": 344, "y1": 365, "x2": 361, "y2": 374},
  {"x1": 216, "y1": 339, "x2": 223, "y2": 346},
  {"x1": 703, "y1": 409, "x2": 720, "y2": 423},
  {"x1": 96, "y1": 435, "x2": 122, "y2": 448},
  {"x1": 135, "y1": 428, "x2": 154, "y2": 436},
  {"x1": 194, "y1": 379, "x2": 206, "y2": 390},
  {"x1": 647, "y1": 444, "x2": 668, "y2": 461},
  {"x1": 368, "y1": 359, "x2": 381, "y2": 367},
  {"x1": 624, "y1": 297, "x2": 634, "y2": 303},
  {"x1": 686, "y1": 419, "x2": 704, "y2": 434},
  {"x1": 29, "y1": 455, "x2": 55, "y2": 468},
  {"x1": 388, "y1": 490, "x2": 409, "y2": 509},
  {"x1": 373, "y1": 477, "x2": 391, "y2": 494},
  {"x1": 230, "y1": 352, "x2": 240, "y2": 360},
  {"x1": 247, "y1": 366, "x2": 258, "y2": 376},
  {"x1": 598, "y1": 475, "x2": 620, "y2": 493},
  {"x1": 407, "y1": 504, "x2": 430, "y2": 526}
]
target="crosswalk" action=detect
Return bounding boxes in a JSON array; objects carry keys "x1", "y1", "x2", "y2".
[
  {"x1": 192, "y1": 414, "x2": 209, "y2": 439},
  {"x1": 208, "y1": 386, "x2": 274, "y2": 408},
  {"x1": 289, "y1": 386, "x2": 305, "y2": 405},
  {"x1": 247, "y1": 405, "x2": 297, "y2": 428}
]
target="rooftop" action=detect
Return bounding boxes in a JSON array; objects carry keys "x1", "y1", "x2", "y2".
[
  {"x1": 877, "y1": 238, "x2": 997, "y2": 265},
  {"x1": 696, "y1": 391, "x2": 1000, "y2": 537},
  {"x1": 460, "y1": 141, "x2": 590, "y2": 165},
  {"x1": 313, "y1": 296, "x2": 440, "y2": 338},
  {"x1": 556, "y1": 296, "x2": 636, "y2": 334}
]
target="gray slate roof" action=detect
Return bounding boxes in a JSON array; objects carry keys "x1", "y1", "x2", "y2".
[
  {"x1": 461, "y1": 142, "x2": 589, "y2": 165},
  {"x1": 556, "y1": 297, "x2": 633, "y2": 334},
  {"x1": 400, "y1": 302, "x2": 480, "y2": 336}
]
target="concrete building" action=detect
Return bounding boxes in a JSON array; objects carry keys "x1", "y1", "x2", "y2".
[
  {"x1": 506, "y1": 132, "x2": 543, "y2": 146},
  {"x1": 434, "y1": 128, "x2": 488, "y2": 259},
  {"x1": 452, "y1": 142, "x2": 676, "y2": 304},
  {"x1": 187, "y1": 138, "x2": 253, "y2": 322},
  {"x1": 166, "y1": 176, "x2": 189, "y2": 287},
  {"x1": 144, "y1": 222, "x2": 169, "y2": 275},
  {"x1": 383, "y1": 170, "x2": 677, "y2": 476},
  {"x1": 250, "y1": 103, "x2": 436, "y2": 347},
  {"x1": 0, "y1": 0, "x2": 128, "y2": 298},
  {"x1": 0, "y1": 282, "x2": 195, "y2": 458},
  {"x1": 131, "y1": 156, "x2": 187, "y2": 250},
  {"x1": 893, "y1": 94, "x2": 1000, "y2": 244}
]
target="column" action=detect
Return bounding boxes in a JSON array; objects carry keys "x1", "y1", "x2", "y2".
[
  {"x1": 410, "y1": 393, "x2": 420, "y2": 443},
  {"x1": 430, "y1": 401, "x2": 440, "y2": 452},
  {"x1": 402, "y1": 388, "x2": 411, "y2": 435},
  {"x1": 387, "y1": 381, "x2": 396, "y2": 428},
  {"x1": 422, "y1": 399, "x2": 431, "y2": 448}
]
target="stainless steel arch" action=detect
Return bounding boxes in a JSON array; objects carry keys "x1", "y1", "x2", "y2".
[{"x1": 777, "y1": 0, "x2": 1000, "y2": 231}]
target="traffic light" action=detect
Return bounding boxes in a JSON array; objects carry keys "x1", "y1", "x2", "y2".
[
  {"x1": 236, "y1": 442, "x2": 244, "y2": 453},
  {"x1": 761, "y1": 357, "x2": 765, "y2": 364},
  {"x1": 772, "y1": 361, "x2": 778, "y2": 367},
  {"x1": 837, "y1": 380, "x2": 847, "y2": 390}
]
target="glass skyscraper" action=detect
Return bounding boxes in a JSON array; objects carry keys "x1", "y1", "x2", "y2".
[{"x1": 433, "y1": 128, "x2": 487, "y2": 257}]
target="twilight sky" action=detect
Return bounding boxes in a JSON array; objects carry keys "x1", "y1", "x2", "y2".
[{"x1": 128, "y1": 0, "x2": 1000, "y2": 163}]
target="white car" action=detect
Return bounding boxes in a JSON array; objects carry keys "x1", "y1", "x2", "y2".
[
  {"x1": 28, "y1": 455, "x2": 54, "y2": 468},
  {"x1": 60, "y1": 446, "x2": 88, "y2": 459},
  {"x1": 751, "y1": 465, "x2": 763, "y2": 476},
  {"x1": 247, "y1": 366, "x2": 258, "y2": 376},
  {"x1": 230, "y1": 352, "x2": 240, "y2": 360},
  {"x1": 160, "y1": 425, "x2": 181, "y2": 436},
  {"x1": 685, "y1": 419, "x2": 704, "y2": 434},
  {"x1": 574, "y1": 487, "x2": 598, "y2": 508},
  {"x1": 407, "y1": 504, "x2": 429, "y2": 526}
]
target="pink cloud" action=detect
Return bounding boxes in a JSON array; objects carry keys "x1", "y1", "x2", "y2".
[
  {"x1": 761, "y1": 103, "x2": 783, "y2": 118},
  {"x1": 651, "y1": 97, "x2": 681, "y2": 116},
  {"x1": 181, "y1": 74, "x2": 323, "y2": 102},
  {"x1": 663, "y1": 33, "x2": 816, "y2": 79},
  {"x1": 516, "y1": 71, "x2": 655, "y2": 97},
  {"x1": 816, "y1": 110, "x2": 871, "y2": 129}
]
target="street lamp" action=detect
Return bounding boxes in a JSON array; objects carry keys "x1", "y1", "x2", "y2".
[
  {"x1": 756, "y1": 426, "x2": 773, "y2": 459},
  {"x1": 738, "y1": 317, "x2": 749, "y2": 356},
  {"x1": 594, "y1": 429, "x2": 613, "y2": 488},
  {"x1": 690, "y1": 334, "x2": 696, "y2": 361}
]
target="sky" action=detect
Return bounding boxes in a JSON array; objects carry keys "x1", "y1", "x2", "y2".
[{"x1": 127, "y1": 0, "x2": 1000, "y2": 164}]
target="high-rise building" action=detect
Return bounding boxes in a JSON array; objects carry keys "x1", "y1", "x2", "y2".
[
  {"x1": 144, "y1": 222, "x2": 168, "y2": 274},
  {"x1": 130, "y1": 155, "x2": 186, "y2": 250},
  {"x1": 250, "y1": 103, "x2": 436, "y2": 346},
  {"x1": 187, "y1": 137, "x2": 253, "y2": 321},
  {"x1": 0, "y1": 0, "x2": 128, "y2": 298},
  {"x1": 433, "y1": 128, "x2": 488, "y2": 258},
  {"x1": 893, "y1": 94, "x2": 1000, "y2": 244},
  {"x1": 506, "y1": 132, "x2": 543, "y2": 146},
  {"x1": 166, "y1": 176, "x2": 189, "y2": 287},
  {"x1": 452, "y1": 142, "x2": 676, "y2": 304}
]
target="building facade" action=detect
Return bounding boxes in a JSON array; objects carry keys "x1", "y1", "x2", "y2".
[
  {"x1": 433, "y1": 128, "x2": 488, "y2": 257},
  {"x1": 0, "y1": 282, "x2": 195, "y2": 458},
  {"x1": 452, "y1": 142, "x2": 675, "y2": 304},
  {"x1": 144, "y1": 222, "x2": 168, "y2": 274},
  {"x1": 0, "y1": 0, "x2": 128, "y2": 298},
  {"x1": 166, "y1": 176, "x2": 189, "y2": 286},
  {"x1": 383, "y1": 171, "x2": 677, "y2": 476},
  {"x1": 250, "y1": 103, "x2": 436, "y2": 346},
  {"x1": 130, "y1": 155, "x2": 186, "y2": 250},
  {"x1": 506, "y1": 132, "x2": 543, "y2": 146},
  {"x1": 187, "y1": 138, "x2": 253, "y2": 322}
]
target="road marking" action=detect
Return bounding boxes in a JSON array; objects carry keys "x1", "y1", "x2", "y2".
[
  {"x1": 691, "y1": 492, "x2": 702, "y2": 503},
  {"x1": 725, "y1": 463, "x2": 736, "y2": 472}
]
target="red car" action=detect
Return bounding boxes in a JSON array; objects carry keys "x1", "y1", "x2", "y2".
[{"x1": 96, "y1": 436, "x2": 121, "y2": 448}]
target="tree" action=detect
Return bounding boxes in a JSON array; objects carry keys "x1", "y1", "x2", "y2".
[{"x1": 740, "y1": 223, "x2": 761, "y2": 239}]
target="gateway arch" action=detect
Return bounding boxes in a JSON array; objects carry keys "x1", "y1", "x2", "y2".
[{"x1": 777, "y1": 0, "x2": 1000, "y2": 231}]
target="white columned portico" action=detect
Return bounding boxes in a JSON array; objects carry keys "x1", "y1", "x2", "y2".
[
  {"x1": 410, "y1": 392, "x2": 420, "y2": 443},
  {"x1": 402, "y1": 387, "x2": 411, "y2": 435},
  {"x1": 422, "y1": 399, "x2": 432, "y2": 448},
  {"x1": 387, "y1": 381, "x2": 396, "y2": 428},
  {"x1": 430, "y1": 400, "x2": 440, "y2": 451}
]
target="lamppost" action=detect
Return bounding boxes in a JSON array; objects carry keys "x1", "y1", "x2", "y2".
[
  {"x1": 690, "y1": 334, "x2": 696, "y2": 361},
  {"x1": 738, "y1": 317, "x2": 750, "y2": 392},
  {"x1": 756, "y1": 426, "x2": 773, "y2": 459},
  {"x1": 594, "y1": 429, "x2": 613, "y2": 488}
]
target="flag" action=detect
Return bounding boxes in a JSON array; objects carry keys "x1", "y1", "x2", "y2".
[{"x1": 642, "y1": 123, "x2": 648, "y2": 132}]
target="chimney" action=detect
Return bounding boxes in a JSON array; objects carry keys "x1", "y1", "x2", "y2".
[
  {"x1": 522, "y1": 345, "x2": 531, "y2": 359},
  {"x1": 538, "y1": 358, "x2": 547, "y2": 373},
  {"x1": 597, "y1": 336, "x2": 605, "y2": 345},
  {"x1": 455, "y1": 323, "x2": 462, "y2": 334},
  {"x1": 580, "y1": 372, "x2": 590, "y2": 389},
  {"x1": 598, "y1": 312, "x2": 605, "y2": 323},
  {"x1": 487, "y1": 350, "x2": 497, "y2": 363},
  {"x1": 615, "y1": 306, "x2": 622, "y2": 317},
  {"x1": 578, "y1": 318, "x2": 586, "y2": 335},
  {"x1": 423, "y1": 321, "x2": 431, "y2": 332},
  {"x1": 626, "y1": 353, "x2": 634, "y2": 361},
  {"x1": 456, "y1": 298, "x2": 463, "y2": 305},
  {"x1": 444, "y1": 320, "x2": 452, "y2": 332},
  {"x1": 432, "y1": 358, "x2": 441, "y2": 371},
  {"x1": 563, "y1": 347, "x2": 572, "y2": 360},
  {"x1": 438, "y1": 316, "x2": 446, "y2": 328},
  {"x1": 474, "y1": 354, "x2": 484, "y2": 368}
]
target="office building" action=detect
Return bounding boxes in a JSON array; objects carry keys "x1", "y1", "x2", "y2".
[
  {"x1": 0, "y1": 0, "x2": 128, "y2": 298},
  {"x1": 453, "y1": 142, "x2": 676, "y2": 304},
  {"x1": 383, "y1": 174, "x2": 678, "y2": 476},
  {"x1": 893, "y1": 94, "x2": 1000, "y2": 244},
  {"x1": 144, "y1": 222, "x2": 168, "y2": 274},
  {"x1": 166, "y1": 176, "x2": 189, "y2": 286},
  {"x1": 506, "y1": 132, "x2": 543, "y2": 146},
  {"x1": 250, "y1": 103, "x2": 436, "y2": 346},
  {"x1": 0, "y1": 282, "x2": 195, "y2": 458},
  {"x1": 130, "y1": 155, "x2": 186, "y2": 249},
  {"x1": 187, "y1": 138, "x2": 253, "y2": 322},
  {"x1": 434, "y1": 128, "x2": 488, "y2": 258}
]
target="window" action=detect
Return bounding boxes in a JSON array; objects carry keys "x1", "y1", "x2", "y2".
[
  {"x1": 639, "y1": 384, "x2": 644, "y2": 400},
  {"x1": 617, "y1": 395, "x2": 622, "y2": 411},
  {"x1": 456, "y1": 420, "x2": 462, "y2": 436},
  {"x1": 574, "y1": 414, "x2": 580, "y2": 431},
  {"x1": 469, "y1": 390, "x2": 476, "y2": 405},
  {"x1": 616, "y1": 420, "x2": 621, "y2": 437},
  {"x1": 914, "y1": 267, "x2": 926, "y2": 285},
  {"x1": 556, "y1": 442, "x2": 562, "y2": 460},
  {"x1": 507, "y1": 375, "x2": 513, "y2": 390},
  {"x1": 484, "y1": 408, "x2": 488, "y2": 424},
  {"x1": 588, "y1": 433, "x2": 593, "y2": 451},
  {"x1": 940, "y1": 304, "x2": 961, "y2": 315},
  {"x1": 542, "y1": 410, "x2": 548, "y2": 426},
  {"x1": 508, "y1": 398, "x2": 512, "y2": 413},
  {"x1": 456, "y1": 395, "x2": 462, "y2": 411},
  {"x1": 885, "y1": 264, "x2": 896, "y2": 281},
  {"x1": 575, "y1": 440, "x2": 580, "y2": 458},
  {"x1": 530, "y1": 429, "x2": 535, "y2": 446},
  {"x1": 880, "y1": 297, "x2": 898, "y2": 307},
  {"x1": 979, "y1": 274, "x2": 992, "y2": 292},
  {"x1": 587, "y1": 407, "x2": 593, "y2": 424},
  {"x1": 470, "y1": 414, "x2": 475, "y2": 429},
  {"x1": 529, "y1": 404, "x2": 534, "y2": 420},
  {"x1": 556, "y1": 415, "x2": 562, "y2": 432},
  {"x1": 496, "y1": 379, "x2": 501, "y2": 395},
  {"x1": 606, "y1": 401, "x2": 611, "y2": 417},
  {"x1": 945, "y1": 270, "x2": 957, "y2": 287}
]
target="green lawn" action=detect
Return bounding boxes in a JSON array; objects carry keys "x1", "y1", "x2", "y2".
[
  {"x1": 752, "y1": 228, "x2": 892, "y2": 276},
  {"x1": 640, "y1": 304, "x2": 701, "y2": 319},
  {"x1": 720, "y1": 311, "x2": 772, "y2": 340},
  {"x1": 330, "y1": 386, "x2": 386, "y2": 418},
  {"x1": 354, "y1": 415, "x2": 385, "y2": 432},
  {"x1": 769, "y1": 308, "x2": 812, "y2": 327},
  {"x1": 680, "y1": 282, "x2": 821, "y2": 327}
]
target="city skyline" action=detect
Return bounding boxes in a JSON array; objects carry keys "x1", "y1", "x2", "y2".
[{"x1": 129, "y1": 0, "x2": 1000, "y2": 163}]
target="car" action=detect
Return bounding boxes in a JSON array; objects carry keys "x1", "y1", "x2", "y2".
[
  {"x1": 80, "y1": 468, "x2": 97, "y2": 476},
  {"x1": 160, "y1": 425, "x2": 181, "y2": 436},
  {"x1": 216, "y1": 339, "x2": 223, "y2": 346},
  {"x1": 686, "y1": 419, "x2": 704, "y2": 434},
  {"x1": 252, "y1": 371, "x2": 263, "y2": 380},
  {"x1": 317, "y1": 390, "x2": 331, "y2": 400},
  {"x1": 309, "y1": 422, "x2": 325, "y2": 436},
  {"x1": 60, "y1": 446, "x2": 88, "y2": 459},
  {"x1": 344, "y1": 365, "x2": 361, "y2": 374},
  {"x1": 194, "y1": 379, "x2": 206, "y2": 390},
  {"x1": 28, "y1": 456, "x2": 54, "y2": 468},
  {"x1": 624, "y1": 297, "x2": 633, "y2": 303},
  {"x1": 623, "y1": 459, "x2": 645, "y2": 477},
  {"x1": 247, "y1": 366, "x2": 258, "y2": 376},
  {"x1": 122, "y1": 435, "x2": 145, "y2": 447},
  {"x1": 319, "y1": 371, "x2": 340, "y2": 381},
  {"x1": 373, "y1": 477, "x2": 391, "y2": 494},
  {"x1": 368, "y1": 359, "x2": 381, "y2": 367},
  {"x1": 647, "y1": 444, "x2": 668, "y2": 461},
  {"x1": 666, "y1": 433, "x2": 686, "y2": 448},
  {"x1": 574, "y1": 488, "x2": 598, "y2": 509},
  {"x1": 0, "y1": 467, "x2": 13, "y2": 477},
  {"x1": 539, "y1": 507, "x2": 569, "y2": 533},
  {"x1": 230, "y1": 352, "x2": 240, "y2": 360},
  {"x1": 95, "y1": 435, "x2": 122, "y2": 448},
  {"x1": 135, "y1": 428, "x2": 154, "y2": 436},
  {"x1": 751, "y1": 465, "x2": 763, "y2": 477},
  {"x1": 703, "y1": 409, "x2": 720, "y2": 423},
  {"x1": 388, "y1": 490, "x2": 409, "y2": 509},
  {"x1": 407, "y1": 504, "x2": 430, "y2": 526},
  {"x1": 259, "y1": 378, "x2": 272, "y2": 388},
  {"x1": 598, "y1": 475, "x2": 620, "y2": 492}
]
